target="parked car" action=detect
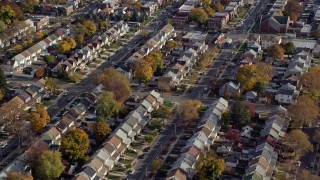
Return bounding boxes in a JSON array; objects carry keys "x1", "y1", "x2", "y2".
[
  {"x1": 0, "y1": 141, "x2": 7, "y2": 148},
  {"x1": 143, "y1": 147, "x2": 150, "y2": 152}
]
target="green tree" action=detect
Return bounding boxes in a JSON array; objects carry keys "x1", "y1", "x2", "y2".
[
  {"x1": 21, "y1": 0, "x2": 39, "y2": 14},
  {"x1": 280, "y1": 41, "x2": 295, "y2": 55},
  {"x1": 232, "y1": 101, "x2": 251, "y2": 127},
  {"x1": 165, "y1": 40, "x2": 180, "y2": 51},
  {"x1": 204, "y1": 6, "x2": 215, "y2": 18},
  {"x1": 221, "y1": 110, "x2": 231, "y2": 127},
  {"x1": 61, "y1": 128, "x2": 90, "y2": 162},
  {"x1": 254, "y1": 81, "x2": 265, "y2": 93},
  {"x1": 95, "y1": 121, "x2": 112, "y2": 144},
  {"x1": 34, "y1": 151, "x2": 65, "y2": 180},
  {"x1": 44, "y1": 55, "x2": 56, "y2": 64},
  {"x1": 0, "y1": 5, "x2": 15, "y2": 25},
  {"x1": 0, "y1": 20, "x2": 6, "y2": 32},
  {"x1": 189, "y1": 8, "x2": 209, "y2": 26},
  {"x1": 152, "y1": 106, "x2": 170, "y2": 119},
  {"x1": 96, "y1": 91, "x2": 120, "y2": 119},
  {"x1": 268, "y1": 44, "x2": 285, "y2": 60}
]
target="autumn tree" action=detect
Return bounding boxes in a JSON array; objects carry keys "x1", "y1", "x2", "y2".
[
  {"x1": 236, "y1": 63, "x2": 272, "y2": 91},
  {"x1": 288, "y1": 96, "x2": 319, "y2": 128},
  {"x1": 0, "y1": 1, "x2": 23, "y2": 21},
  {"x1": 64, "y1": 36, "x2": 76, "y2": 49},
  {"x1": 180, "y1": 100, "x2": 202, "y2": 124},
  {"x1": 57, "y1": 40, "x2": 71, "y2": 54},
  {"x1": 34, "y1": 67, "x2": 45, "y2": 78},
  {"x1": 225, "y1": 129, "x2": 241, "y2": 143},
  {"x1": 6, "y1": 171, "x2": 33, "y2": 180},
  {"x1": 189, "y1": 8, "x2": 209, "y2": 26},
  {"x1": 246, "y1": 101, "x2": 255, "y2": 118},
  {"x1": 296, "y1": 170, "x2": 320, "y2": 180},
  {"x1": 99, "y1": 21, "x2": 110, "y2": 31},
  {"x1": 21, "y1": 0, "x2": 39, "y2": 14},
  {"x1": 199, "y1": 0, "x2": 212, "y2": 6},
  {"x1": 44, "y1": 78, "x2": 60, "y2": 94},
  {"x1": 150, "y1": 159, "x2": 162, "y2": 173},
  {"x1": 95, "y1": 121, "x2": 112, "y2": 144},
  {"x1": 96, "y1": 91, "x2": 120, "y2": 120},
  {"x1": 26, "y1": 141, "x2": 48, "y2": 168},
  {"x1": 35, "y1": 31, "x2": 44, "y2": 40},
  {"x1": 0, "y1": 5, "x2": 15, "y2": 25},
  {"x1": 267, "y1": 44, "x2": 285, "y2": 60},
  {"x1": 212, "y1": 2, "x2": 224, "y2": 12},
  {"x1": 83, "y1": 20, "x2": 97, "y2": 35},
  {"x1": 61, "y1": 128, "x2": 90, "y2": 162},
  {"x1": 76, "y1": 33, "x2": 84, "y2": 44},
  {"x1": 92, "y1": 68, "x2": 131, "y2": 104},
  {"x1": 284, "y1": 0, "x2": 302, "y2": 22},
  {"x1": 300, "y1": 66, "x2": 320, "y2": 97},
  {"x1": 165, "y1": 39, "x2": 180, "y2": 51},
  {"x1": 133, "y1": 59, "x2": 153, "y2": 83},
  {"x1": 282, "y1": 130, "x2": 313, "y2": 158},
  {"x1": 133, "y1": 1, "x2": 143, "y2": 10},
  {"x1": 280, "y1": 41, "x2": 295, "y2": 55},
  {"x1": 28, "y1": 105, "x2": 50, "y2": 133},
  {"x1": 232, "y1": 101, "x2": 251, "y2": 127},
  {"x1": 196, "y1": 154, "x2": 224, "y2": 180},
  {"x1": 14, "y1": 44, "x2": 23, "y2": 52},
  {"x1": 34, "y1": 151, "x2": 65, "y2": 180},
  {"x1": 204, "y1": 6, "x2": 215, "y2": 18}
]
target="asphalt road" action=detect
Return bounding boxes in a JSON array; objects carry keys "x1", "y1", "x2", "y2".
[{"x1": 127, "y1": 118, "x2": 179, "y2": 180}]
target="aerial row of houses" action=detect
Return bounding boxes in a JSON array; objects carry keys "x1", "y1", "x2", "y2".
[
  {"x1": 159, "y1": 40, "x2": 208, "y2": 89},
  {"x1": 166, "y1": 98, "x2": 229, "y2": 180},
  {"x1": 9, "y1": 28, "x2": 69, "y2": 71},
  {"x1": 208, "y1": 0, "x2": 244, "y2": 30},
  {"x1": 74, "y1": 90, "x2": 164, "y2": 180},
  {"x1": 244, "y1": 106, "x2": 289, "y2": 179},
  {"x1": 51, "y1": 21, "x2": 130, "y2": 77},
  {"x1": 0, "y1": 19, "x2": 35, "y2": 49},
  {"x1": 116, "y1": 23, "x2": 175, "y2": 79}
]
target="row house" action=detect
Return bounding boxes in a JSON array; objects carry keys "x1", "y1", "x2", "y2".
[
  {"x1": 244, "y1": 106, "x2": 288, "y2": 180},
  {"x1": 74, "y1": 91, "x2": 164, "y2": 179},
  {"x1": 127, "y1": 24, "x2": 174, "y2": 63},
  {"x1": 52, "y1": 22, "x2": 129, "y2": 76},
  {"x1": 166, "y1": 98, "x2": 228, "y2": 179},
  {"x1": 0, "y1": 19, "x2": 35, "y2": 48},
  {"x1": 10, "y1": 28, "x2": 69, "y2": 72},
  {"x1": 142, "y1": 1, "x2": 158, "y2": 15}
]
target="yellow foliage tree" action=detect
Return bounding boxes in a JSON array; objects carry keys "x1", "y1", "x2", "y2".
[
  {"x1": 300, "y1": 66, "x2": 320, "y2": 98},
  {"x1": 133, "y1": 59, "x2": 153, "y2": 83},
  {"x1": 180, "y1": 100, "x2": 202, "y2": 124},
  {"x1": 236, "y1": 63, "x2": 272, "y2": 91},
  {"x1": 196, "y1": 155, "x2": 225, "y2": 180},
  {"x1": 95, "y1": 121, "x2": 112, "y2": 144},
  {"x1": 35, "y1": 31, "x2": 44, "y2": 40}
]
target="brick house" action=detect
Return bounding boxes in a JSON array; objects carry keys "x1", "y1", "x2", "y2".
[{"x1": 260, "y1": 15, "x2": 290, "y2": 33}]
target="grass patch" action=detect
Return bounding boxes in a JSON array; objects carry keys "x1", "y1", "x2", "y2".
[
  {"x1": 164, "y1": 101, "x2": 174, "y2": 108},
  {"x1": 88, "y1": 63, "x2": 97, "y2": 68},
  {"x1": 124, "y1": 151, "x2": 138, "y2": 157},
  {"x1": 112, "y1": 166, "x2": 126, "y2": 172},
  {"x1": 106, "y1": 174, "x2": 122, "y2": 179},
  {"x1": 119, "y1": 158, "x2": 132, "y2": 165}
]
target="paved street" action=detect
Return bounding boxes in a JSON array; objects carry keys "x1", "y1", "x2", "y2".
[{"x1": 127, "y1": 118, "x2": 179, "y2": 180}]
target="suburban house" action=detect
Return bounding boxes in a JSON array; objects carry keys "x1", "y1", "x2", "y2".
[
  {"x1": 260, "y1": 34, "x2": 282, "y2": 50},
  {"x1": 219, "y1": 81, "x2": 241, "y2": 97}
]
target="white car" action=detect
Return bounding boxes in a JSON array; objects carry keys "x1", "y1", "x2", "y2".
[
  {"x1": 128, "y1": 169, "x2": 135, "y2": 175},
  {"x1": 0, "y1": 142, "x2": 7, "y2": 148}
]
